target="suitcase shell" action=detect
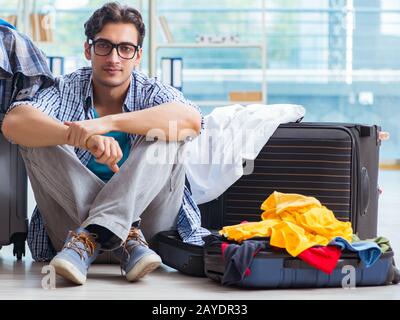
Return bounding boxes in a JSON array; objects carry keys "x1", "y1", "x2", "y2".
[
  {"x1": 153, "y1": 231, "x2": 400, "y2": 288},
  {"x1": 203, "y1": 238, "x2": 399, "y2": 288},
  {"x1": 153, "y1": 230, "x2": 205, "y2": 277},
  {"x1": 0, "y1": 115, "x2": 28, "y2": 260}
]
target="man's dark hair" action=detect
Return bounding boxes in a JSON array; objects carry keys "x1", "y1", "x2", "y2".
[{"x1": 84, "y1": 2, "x2": 145, "y2": 47}]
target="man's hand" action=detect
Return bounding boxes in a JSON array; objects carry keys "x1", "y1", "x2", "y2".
[
  {"x1": 65, "y1": 117, "x2": 113, "y2": 149},
  {"x1": 86, "y1": 135, "x2": 123, "y2": 173}
]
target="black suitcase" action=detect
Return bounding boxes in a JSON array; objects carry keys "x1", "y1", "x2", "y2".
[
  {"x1": 0, "y1": 114, "x2": 28, "y2": 260},
  {"x1": 153, "y1": 230, "x2": 206, "y2": 277},
  {"x1": 153, "y1": 122, "x2": 392, "y2": 283}
]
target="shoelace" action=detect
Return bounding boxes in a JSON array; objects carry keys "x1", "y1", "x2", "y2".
[
  {"x1": 126, "y1": 227, "x2": 148, "y2": 246},
  {"x1": 64, "y1": 231, "x2": 97, "y2": 260},
  {"x1": 119, "y1": 227, "x2": 148, "y2": 276}
]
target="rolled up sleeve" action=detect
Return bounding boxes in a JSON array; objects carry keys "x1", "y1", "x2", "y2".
[{"x1": 7, "y1": 85, "x2": 60, "y2": 120}]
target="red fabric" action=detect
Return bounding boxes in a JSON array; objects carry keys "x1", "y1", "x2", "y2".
[
  {"x1": 221, "y1": 242, "x2": 229, "y2": 258},
  {"x1": 298, "y1": 246, "x2": 342, "y2": 274}
]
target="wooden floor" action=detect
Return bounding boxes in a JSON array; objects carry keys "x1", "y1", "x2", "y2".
[{"x1": 0, "y1": 171, "x2": 399, "y2": 300}]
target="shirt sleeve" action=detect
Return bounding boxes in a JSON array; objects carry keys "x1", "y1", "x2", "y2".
[
  {"x1": 142, "y1": 80, "x2": 205, "y2": 134},
  {"x1": 7, "y1": 85, "x2": 61, "y2": 120}
]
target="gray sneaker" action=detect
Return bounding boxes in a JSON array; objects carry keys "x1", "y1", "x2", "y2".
[
  {"x1": 49, "y1": 227, "x2": 100, "y2": 285},
  {"x1": 112, "y1": 227, "x2": 161, "y2": 282}
]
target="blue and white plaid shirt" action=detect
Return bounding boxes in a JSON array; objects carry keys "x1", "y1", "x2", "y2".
[{"x1": 8, "y1": 67, "x2": 210, "y2": 261}]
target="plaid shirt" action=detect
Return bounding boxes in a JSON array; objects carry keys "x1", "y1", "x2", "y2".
[{"x1": 8, "y1": 67, "x2": 210, "y2": 261}]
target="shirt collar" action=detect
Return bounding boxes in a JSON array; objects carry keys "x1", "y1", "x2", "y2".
[{"x1": 84, "y1": 70, "x2": 136, "y2": 114}]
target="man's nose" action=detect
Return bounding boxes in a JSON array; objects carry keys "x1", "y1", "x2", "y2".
[{"x1": 106, "y1": 47, "x2": 120, "y2": 62}]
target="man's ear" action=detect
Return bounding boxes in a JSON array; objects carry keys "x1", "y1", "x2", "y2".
[
  {"x1": 133, "y1": 47, "x2": 143, "y2": 68},
  {"x1": 84, "y1": 41, "x2": 91, "y2": 60}
]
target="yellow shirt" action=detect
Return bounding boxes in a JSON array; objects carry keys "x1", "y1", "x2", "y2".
[{"x1": 219, "y1": 191, "x2": 353, "y2": 256}]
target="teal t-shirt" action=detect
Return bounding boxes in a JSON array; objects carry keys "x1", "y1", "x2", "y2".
[{"x1": 86, "y1": 109, "x2": 130, "y2": 182}]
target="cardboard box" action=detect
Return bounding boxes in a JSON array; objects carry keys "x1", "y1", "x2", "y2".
[{"x1": 229, "y1": 91, "x2": 262, "y2": 102}]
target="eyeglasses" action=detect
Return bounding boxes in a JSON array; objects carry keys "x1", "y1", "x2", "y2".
[{"x1": 88, "y1": 39, "x2": 140, "y2": 60}]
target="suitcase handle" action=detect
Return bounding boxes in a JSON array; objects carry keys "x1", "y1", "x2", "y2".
[
  {"x1": 361, "y1": 167, "x2": 370, "y2": 216},
  {"x1": 356, "y1": 125, "x2": 372, "y2": 137},
  {"x1": 284, "y1": 258, "x2": 361, "y2": 269}
]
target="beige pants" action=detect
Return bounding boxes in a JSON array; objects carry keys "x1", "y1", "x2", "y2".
[{"x1": 19, "y1": 135, "x2": 187, "y2": 254}]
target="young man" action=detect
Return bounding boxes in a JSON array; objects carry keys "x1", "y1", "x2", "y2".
[{"x1": 2, "y1": 2, "x2": 203, "y2": 285}]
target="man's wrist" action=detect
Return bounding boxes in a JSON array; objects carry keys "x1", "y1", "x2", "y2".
[
  {"x1": 62, "y1": 125, "x2": 73, "y2": 146},
  {"x1": 108, "y1": 114, "x2": 119, "y2": 131}
]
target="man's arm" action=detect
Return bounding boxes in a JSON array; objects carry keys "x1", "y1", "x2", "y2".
[
  {"x1": 2, "y1": 105, "x2": 122, "y2": 173},
  {"x1": 1, "y1": 105, "x2": 68, "y2": 147},
  {"x1": 111, "y1": 101, "x2": 202, "y2": 140},
  {"x1": 64, "y1": 101, "x2": 202, "y2": 149}
]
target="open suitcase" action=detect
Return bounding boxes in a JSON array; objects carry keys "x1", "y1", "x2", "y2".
[
  {"x1": 0, "y1": 114, "x2": 28, "y2": 260},
  {"x1": 153, "y1": 122, "x2": 400, "y2": 287}
]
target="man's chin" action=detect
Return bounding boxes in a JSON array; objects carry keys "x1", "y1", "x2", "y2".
[{"x1": 98, "y1": 78, "x2": 127, "y2": 88}]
